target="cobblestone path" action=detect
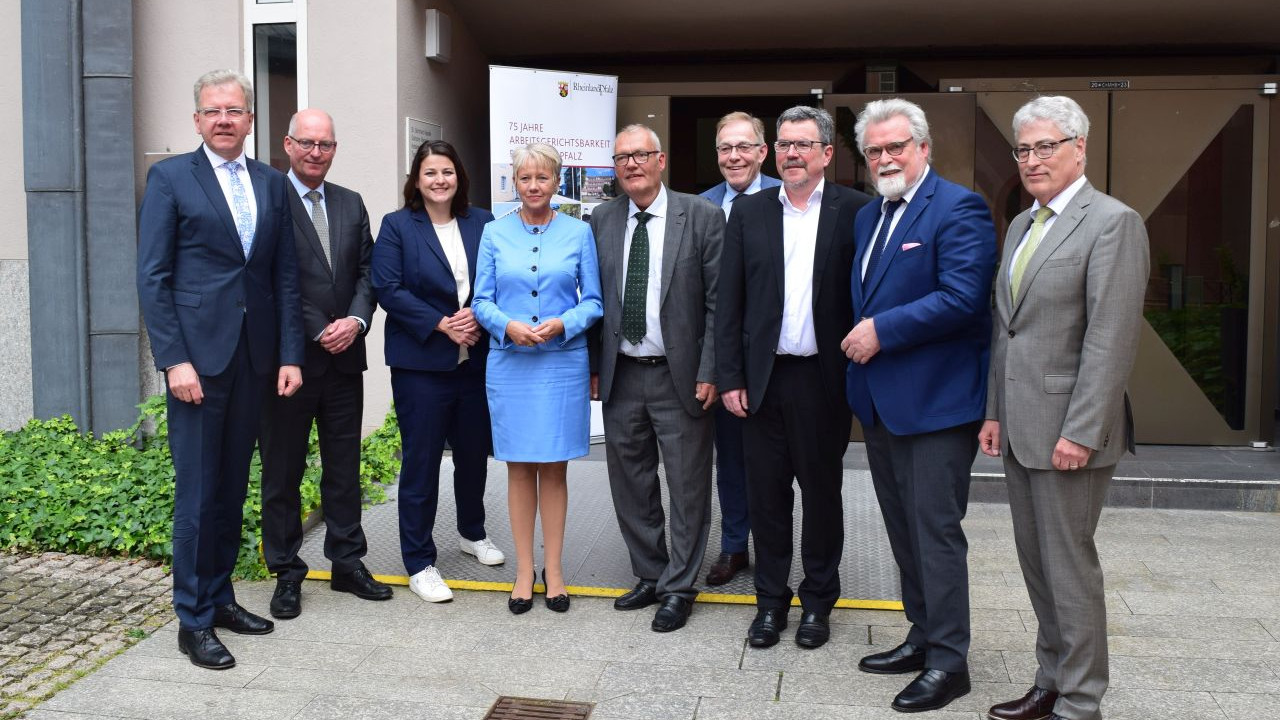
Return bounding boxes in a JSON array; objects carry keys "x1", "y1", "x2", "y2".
[{"x1": 0, "y1": 553, "x2": 172, "y2": 719}]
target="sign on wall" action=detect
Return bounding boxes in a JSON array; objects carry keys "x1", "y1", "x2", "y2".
[
  {"x1": 404, "y1": 117, "x2": 443, "y2": 174},
  {"x1": 489, "y1": 65, "x2": 619, "y2": 220}
]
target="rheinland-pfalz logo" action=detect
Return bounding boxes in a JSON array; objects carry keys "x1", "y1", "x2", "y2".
[{"x1": 558, "y1": 81, "x2": 569, "y2": 98}]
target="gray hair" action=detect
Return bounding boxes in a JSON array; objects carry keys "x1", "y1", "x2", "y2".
[
  {"x1": 287, "y1": 109, "x2": 335, "y2": 138},
  {"x1": 716, "y1": 111, "x2": 767, "y2": 145},
  {"x1": 511, "y1": 142, "x2": 562, "y2": 177},
  {"x1": 193, "y1": 69, "x2": 255, "y2": 111},
  {"x1": 854, "y1": 98, "x2": 932, "y2": 152},
  {"x1": 1012, "y1": 96, "x2": 1090, "y2": 140},
  {"x1": 617, "y1": 124, "x2": 662, "y2": 152},
  {"x1": 777, "y1": 106, "x2": 834, "y2": 145}
]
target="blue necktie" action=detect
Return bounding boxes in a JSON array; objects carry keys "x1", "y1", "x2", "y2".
[
  {"x1": 863, "y1": 199, "x2": 904, "y2": 289},
  {"x1": 223, "y1": 160, "x2": 255, "y2": 258}
]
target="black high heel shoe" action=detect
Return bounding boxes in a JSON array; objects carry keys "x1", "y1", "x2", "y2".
[
  {"x1": 508, "y1": 570, "x2": 534, "y2": 615},
  {"x1": 542, "y1": 569, "x2": 570, "y2": 613}
]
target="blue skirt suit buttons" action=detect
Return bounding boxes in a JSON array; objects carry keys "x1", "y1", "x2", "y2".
[{"x1": 472, "y1": 212, "x2": 604, "y2": 462}]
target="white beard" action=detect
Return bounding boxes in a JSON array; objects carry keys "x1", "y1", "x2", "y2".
[{"x1": 874, "y1": 171, "x2": 908, "y2": 200}]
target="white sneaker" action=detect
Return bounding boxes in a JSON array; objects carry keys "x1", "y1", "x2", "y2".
[
  {"x1": 459, "y1": 537, "x2": 506, "y2": 566},
  {"x1": 408, "y1": 566, "x2": 453, "y2": 603}
]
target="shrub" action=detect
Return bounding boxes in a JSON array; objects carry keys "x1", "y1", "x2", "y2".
[{"x1": 0, "y1": 395, "x2": 400, "y2": 579}]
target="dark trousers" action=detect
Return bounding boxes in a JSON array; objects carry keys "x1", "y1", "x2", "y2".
[
  {"x1": 743, "y1": 356, "x2": 851, "y2": 613},
  {"x1": 713, "y1": 405, "x2": 750, "y2": 554},
  {"x1": 863, "y1": 418, "x2": 979, "y2": 673},
  {"x1": 391, "y1": 361, "x2": 491, "y2": 576},
  {"x1": 260, "y1": 367, "x2": 367, "y2": 582},
  {"x1": 168, "y1": 326, "x2": 269, "y2": 631}
]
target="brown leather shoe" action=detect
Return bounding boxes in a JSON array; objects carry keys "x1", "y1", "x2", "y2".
[
  {"x1": 988, "y1": 686, "x2": 1059, "y2": 720},
  {"x1": 705, "y1": 552, "x2": 748, "y2": 586}
]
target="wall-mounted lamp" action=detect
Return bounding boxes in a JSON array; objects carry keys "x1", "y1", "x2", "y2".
[
  {"x1": 425, "y1": 9, "x2": 451, "y2": 63},
  {"x1": 1261, "y1": 82, "x2": 1277, "y2": 97}
]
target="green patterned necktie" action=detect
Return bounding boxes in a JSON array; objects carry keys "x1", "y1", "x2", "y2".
[
  {"x1": 621, "y1": 211, "x2": 653, "y2": 345},
  {"x1": 1010, "y1": 206, "x2": 1054, "y2": 301}
]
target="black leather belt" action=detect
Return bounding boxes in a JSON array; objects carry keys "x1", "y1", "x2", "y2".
[
  {"x1": 774, "y1": 353, "x2": 818, "y2": 364},
  {"x1": 621, "y1": 355, "x2": 667, "y2": 366}
]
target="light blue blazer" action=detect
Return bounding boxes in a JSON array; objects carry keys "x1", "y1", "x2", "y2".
[{"x1": 473, "y1": 212, "x2": 603, "y2": 352}]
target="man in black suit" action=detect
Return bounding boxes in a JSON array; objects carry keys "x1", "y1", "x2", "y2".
[
  {"x1": 137, "y1": 69, "x2": 304, "y2": 670},
  {"x1": 260, "y1": 109, "x2": 391, "y2": 620},
  {"x1": 717, "y1": 105, "x2": 871, "y2": 650}
]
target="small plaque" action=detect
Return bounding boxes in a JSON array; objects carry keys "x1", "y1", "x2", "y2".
[
  {"x1": 1089, "y1": 80, "x2": 1130, "y2": 90},
  {"x1": 405, "y1": 117, "x2": 443, "y2": 173}
]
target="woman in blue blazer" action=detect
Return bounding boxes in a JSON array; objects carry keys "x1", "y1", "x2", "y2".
[{"x1": 371, "y1": 140, "x2": 506, "y2": 604}]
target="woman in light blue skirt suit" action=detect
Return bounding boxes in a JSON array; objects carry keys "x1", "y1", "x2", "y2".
[{"x1": 472, "y1": 143, "x2": 603, "y2": 614}]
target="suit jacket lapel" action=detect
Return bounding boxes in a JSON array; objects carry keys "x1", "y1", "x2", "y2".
[
  {"x1": 603, "y1": 200, "x2": 628, "y2": 301},
  {"x1": 767, "y1": 190, "x2": 786, "y2": 306},
  {"x1": 246, "y1": 160, "x2": 271, "y2": 262},
  {"x1": 1000, "y1": 211, "x2": 1031, "y2": 320},
  {"x1": 810, "y1": 184, "x2": 841, "y2": 306},
  {"x1": 324, "y1": 187, "x2": 341, "y2": 278},
  {"x1": 659, "y1": 195, "x2": 687, "y2": 307},
  {"x1": 190, "y1": 149, "x2": 244, "y2": 259},
  {"x1": 1011, "y1": 184, "x2": 1093, "y2": 318},
  {"x1": 460, "y1": 212, "x2": 482, "y2": 303},
  {"x1": 289, "y1": 190, "x2": 333, "y2": 277},
  {"x1": 413, "y1": 209, "x2": 451, "y2": 272},
  {"x1": 864, "y1": 172, "x2": 935, "y2": 301}
]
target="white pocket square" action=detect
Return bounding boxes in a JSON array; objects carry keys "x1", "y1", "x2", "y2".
[{"x1": 901, "y1": 242, "x2": 922, "y2": 251}]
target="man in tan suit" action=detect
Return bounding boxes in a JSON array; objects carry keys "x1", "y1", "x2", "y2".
[{"x1": 979, "y1": 96, "x2": 1149, "y2": 720}]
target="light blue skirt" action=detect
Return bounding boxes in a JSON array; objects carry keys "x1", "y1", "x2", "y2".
[{"x1": 485, "y1": 347, "x2": 590, "y2": 462}]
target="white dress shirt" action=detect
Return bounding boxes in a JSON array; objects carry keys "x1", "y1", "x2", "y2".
[
  {"x1": 776, "y1": 179, "x2": 824, "y2": 356},
  {"x1": 434, "y1": 217, "x2": 470, "y2": 364},
  {"x1": 1009, "y1": 173, "x2": 1088, "y2": 283},
  {"x1": 861, "y1": 166, "x2": 930, "y2": 279},
  {"x1": 621, "y1": 185, "x2": 668, "y2": 357}
]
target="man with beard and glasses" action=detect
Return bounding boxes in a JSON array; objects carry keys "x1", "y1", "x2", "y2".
[{"x1": 842, "y1": 98, "x2": 996, "y2": 712}]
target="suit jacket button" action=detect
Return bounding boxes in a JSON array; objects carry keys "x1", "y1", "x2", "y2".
[
  {"x1": 532, "y1": 315, "x2": 539, "y2": 322},
  {"x1": 235, "y1": 300, "x2": 245, "y2": 309},
  {"x1": 531, "y1": 290, "x2": 538, "y2": 297},
  {"x1": 531, "y1": 265, "x2": 537, "y2": 272},
  {"x1": 1008, "y1": 330, "x2": 1016, "y2": 338},
  {"x1": 532, "y1": 247, "x2": 538, "y2": 252}
]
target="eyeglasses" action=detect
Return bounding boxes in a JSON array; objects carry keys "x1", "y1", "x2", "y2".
[
  {"x1": 1013, "y1": 137, "x2": 1076, "y2": 162},
  {"x1": 612, "y1": 150, "x2": 661, "y2": 167},
  {"x1": 862, "y1": 138, "x2": 914, "y2": 161},
  {"x1": 198, "y1": 107, "x2": 249, "y2": 120},
  {"x1": 716, "y1": 142, "x2": 763, "y2": 156},
  {"x1": 288, "y1": 136, "x2": 338, "y2": 153},
  {"x1": 773, "y1": 139, "x2": 826, "y2": 154}
]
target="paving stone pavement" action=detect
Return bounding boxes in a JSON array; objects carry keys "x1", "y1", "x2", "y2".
[
  {"x1": 9, "y1": 503, "x2": 1280, "y2": 719},
  {"x1": 0, "y1": 553, "x2": 172, "y2": 719}
]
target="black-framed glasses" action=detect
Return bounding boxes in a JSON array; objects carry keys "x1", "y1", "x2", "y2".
[
  {"x1": 1013, "y1": 136, "x2": 1076, "y2": 162},
  {"x1": 198, "y1": 107, "x2": 249, "y2": 120},
  {"x1": 862, "y1": 138, "x2": 914, "y2": 161},
  {"x1": 612, "y1": 150, "x2": 661, "y2": 167},
  {"x1": 716, "y1": 142, "x2": 763, "y2": 156},
  {"x1": 288, "y1": 136, "x2": 338, "y2": 153},
  {"x1": 773, "y1": 139, "x2": 826, "y2": 154}
]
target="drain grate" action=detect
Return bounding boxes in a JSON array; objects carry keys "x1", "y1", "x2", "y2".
[{"x1": 484, "y1": 696, "x2": 593, "y2": 719}]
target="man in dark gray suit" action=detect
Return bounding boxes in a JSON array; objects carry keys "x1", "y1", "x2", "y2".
[
  {"x1": 980, "y1": 96, "x2": 1149, "y2": 720},
  {"x1": 260, "y1": 109, "x2": 391, "y2": 621},
  {"x1": 590, "y1": 124, "x2": 724, "y2": 633}
]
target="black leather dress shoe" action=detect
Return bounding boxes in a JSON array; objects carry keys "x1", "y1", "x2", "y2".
[
  {"x1": 332, "y1": 565, "x2": 393, "y2": 601},
  {"x1": 614, "y1": 580, "x2": 658, "y2": 610},
  {"x1": 213, "y1": 602, "x2": 275, "y2": 635},
  {"x1": 651, "y1": 596, "x2": 693, "y2": 632},
  {"x1": 987, "y1": 686, "x2": 1059, "y2": 720},
  {"x1": 794, "y1": 611, "x2": 830, "y2": 648},
  {"x1": 178, "y1": 628, "x2": 235, "y2": 670},
  {"x1": 747, "y1": 607, "x2": 789, "y2": 648},
  {"x1": 892, "y1": 668, "x2": 971, "y2": 713},
  {"x1": 270, "y1": 579, "x2": 302, "y2": 619},
  {"x1": 705, "y1": 552, "x2": 749, "y2": 586},
  {"x1": 859, "y1": 641, "x2": 927, "y2": 674}
]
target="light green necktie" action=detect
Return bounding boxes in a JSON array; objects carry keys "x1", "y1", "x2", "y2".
[{"x1": 1010, "y1": 207, "x2": 1054, "y2": 301}]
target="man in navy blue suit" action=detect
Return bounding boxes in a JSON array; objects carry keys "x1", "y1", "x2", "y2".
[
  {"x1": 137, "y1": 69, "x2": 304, "y2": 670},
  {"x1": 698, "y1": 111, "x2": 781, "y2": 587},
  {"x1": 842, "y1": 98, "x2": 996, "y2": 712}
]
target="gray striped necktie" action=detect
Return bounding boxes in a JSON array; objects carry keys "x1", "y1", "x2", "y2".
[{"x1": 305, "y1": 190, "x2": 331, "y2": 267}]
